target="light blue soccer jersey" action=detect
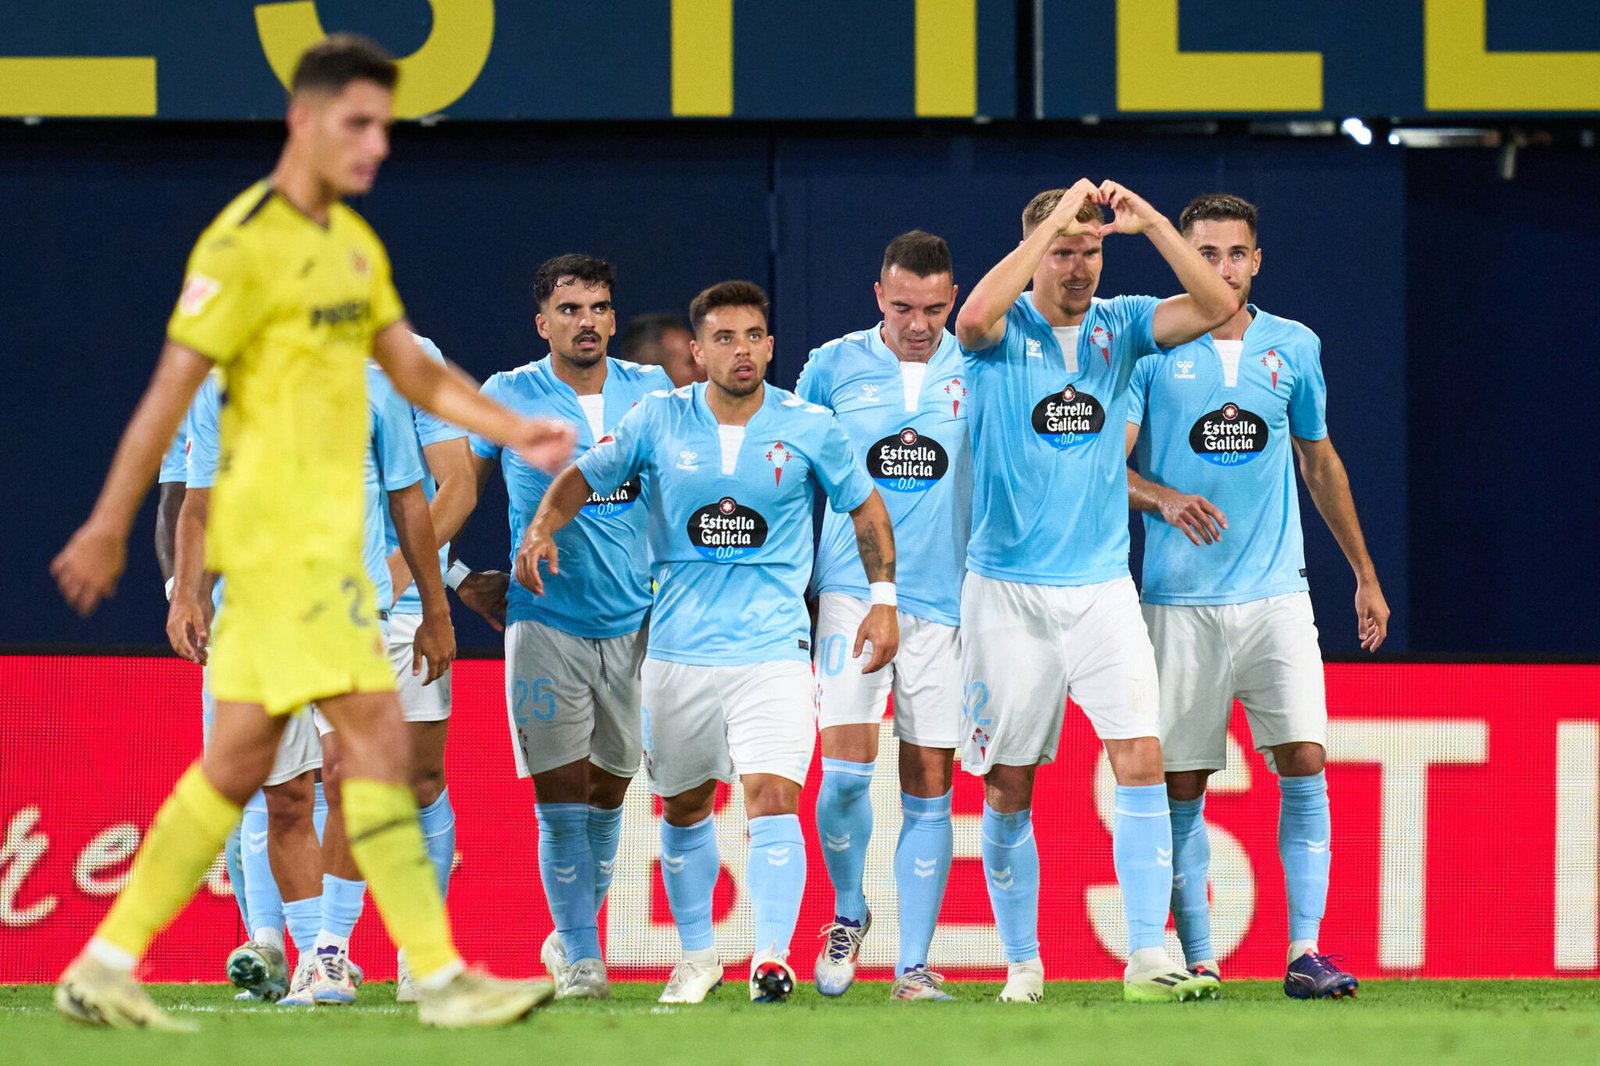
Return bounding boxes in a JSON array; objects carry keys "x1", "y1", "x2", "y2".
[
  {"x1": 385, "y1": 336, "x2": 466, "y2": 617},
  {"x1": 1128, "y1": 306, "x2": 1327, "y2": 606},
  {"x1": 962, "y1": 293, "x2": 1161, "y2": 586},
  {"x1": 363, "y1": 364, "x2": 428, "y2": 613},
  {"x1": 158, "y1": 427, "x2": 188, "y2": 483},
  {"x1": 577, "y1": 383, "x2": 875, "y2": 667},
  {"x1": 177, "y1": 375, "x2": 224, "y2": 613},
  {"x1": 470, "y1": 356, "x2": 664, "y2": 639},
  {"x1": 797, "y1": 326, "x2": 970, "y2": 626}
]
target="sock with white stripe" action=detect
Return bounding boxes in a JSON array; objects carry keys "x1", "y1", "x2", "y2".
[
  {"x1": 588, "y1": 804, "x2": 624, "y2": 910},
  {"x1": 1279, "y1": 771, "x2": 1331, "y2": 952},
  {"x1": 1168, "y1": 794, "x2": 1214, "y2": 967},
  {"x1": 660, "y1": 816, "x2": 719, "y2": 953},
  {"x1": 895, "y1": 790, "x2": 952, "y2": 974},
  {"x1": 981, "y1": 805, "x2": 1040, "y2": 963},
  {"x1": 536, "y1": 802, "x2": 600, "y2": 962},
  {"x1": 1114, "y1": 783, "x2": 1173, "y2": 955},
  {"x1": 815, "y1": 758, "x2": 874, "y2": 923},
  {"x1": 747, "y1": 814, "x2": 807, "y2": 957},
  {"x1": 239, "y1": 793, "x2": 284, "y2": 942},
  {"x1": 417, "y1": 789, "x2": 456, "y2": 900}
]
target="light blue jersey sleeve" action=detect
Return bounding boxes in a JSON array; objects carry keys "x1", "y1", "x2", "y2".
[
  {"x1": 577, "y1": 399, "x2": 652, "y2": 496},
  {"x1": 794, "y1": 350, "x2": 831, "y2": 407},
  {"x1": 1287, "y1": 337, "x2": 1328, "y2": 441},
  {"x1": 1126, "y1": 355, "x2": 1153, "y2": 428},
  {"x1": 185, "y1": 375, "x2": 223, "y2": 489},
  {"x1": 468, "y1": 376, "x2": 505, "y2": 463},
  {"x1": 372, "y1": 377, "x2": 426, "y2": 495},
  {"x1": 813, "y1": 411, "x2": 875, "y2": 514},
  {"x1": 158, "y1": 428, "x2": 188, "y2": 484},
  {"x1": 410, "y1": 336, "x2": 468, "y2": 448}
]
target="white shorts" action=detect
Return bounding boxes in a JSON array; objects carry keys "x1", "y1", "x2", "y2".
[
  {"x1": 813, "y1": 593, "x2": 962, "y2": 749},
  {"x1": 1143, "y1": 592, "x2": 1327, "y2": 774},
  {"x1": 640, "y1": 658, "x2": 815, "y2": 797},
  {"x1": 506, "y1": 618, "x2": 646, "y2": 779},
  {"x1": 202, "y1": 664, "x2": 321, "y2": 788},
  {"x1": 387, "y1": 612, "x2": 452, "y2": 723},
  {"x1": 958, "y1": 573, "x2": 1160, "y2": 775}
]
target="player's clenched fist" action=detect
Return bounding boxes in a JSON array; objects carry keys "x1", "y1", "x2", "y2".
[
  {"x1": 511, "y1": 417, "x2": 577, "y2": 473},
  {"x1": 51, "y1": 521, "x2": 126, "y2": 616}
]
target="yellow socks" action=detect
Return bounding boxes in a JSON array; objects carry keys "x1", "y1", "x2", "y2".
[
  {"x1": 341, "y1": 778, "x2": 462, "y2": 982},
  {"x1": 93, "y1": 763, "x2": 241, "y2": 965}
]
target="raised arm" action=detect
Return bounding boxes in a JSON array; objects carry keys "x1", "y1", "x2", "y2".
[
  {"x1": 1125, "y1": 423, "x2": 1227, "y2": 546},
  {"x1": 388, "y1": 481, "x2": 456, "y2": 684},
  {"x1": 846, "y1": 489, "x2": 899, "y2": 674},
  {"x1": 955, "y1": 178, "x2": 1100, "y2": 351},
  {"x1": 1292, "y1": 435, "x2": 1389, "y2": 652},
  {"x1": 1094, "y1": 181, "x2": 1240, "y2": 348},
  {"x1": 52, "y1": 341, "x2": 215, "y2": 615},
  {"x1": 373, "y1": 322, "x2": 575, "y2": 472},
  {"x1": 515, "y1": 465, "x2": 596, "y2": 596}
]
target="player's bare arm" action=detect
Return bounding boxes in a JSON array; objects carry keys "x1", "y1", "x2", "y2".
[
  {"x1": 155, "y1": 482, "x2": 184, "y2": 586},
  {"x1": 52, "y1": 341, "x2": 215, "y2": 616},
  {"x1": 955, "y1": 178, "x2": 1100, "y2": 350},
  {"x1": 165, "y1": 486, "x2": 213, "y2": 664},
  {"x1": 385, "y1": 436, "x2": 480, "y2": 601},
  {"x1": 1095, "y1": 181, "x2": 1240, "y2": 347},
  {"x1": 847, "y1": 489, "x2": 900, "y2": 674},
  {"x1": 516, "y1": 464, "x2": 595, "y2": 596},
  {"x1": 373, "y1": 322, "x2": 576, "y2": 472},
  {"x1": 388, "y1": 480, "x2": 456, "y2": 684},
  {"x1": 1124, "y1": 423, "x2": 1227, "y2": 546},
  {"x1": 1292, "y1": 435, "x2": 1390, "y2": 652},
  {"x1": 443, "y1": 451, "x2": 510, "y2": 630}
]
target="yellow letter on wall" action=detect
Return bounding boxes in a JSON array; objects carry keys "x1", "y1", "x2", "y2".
[
  {"x1": 1426, "y1": 1, "x2": 1600, "y2": 111},
  {"x1": 1116, "y1": 0, "x2": 1321, "y2": 112},
  {"x1": 671, "y1": 0, "x2": 734, "y2": 116},
  {"x1": 0, "y1": 57, "x2": 156, "y2": 117},
  {"x1": 916, "y1": 0, "x2": 978, "y2": 117},
  {"x1": 255, "y1": 1, "x2": 494, "y2": 119}
]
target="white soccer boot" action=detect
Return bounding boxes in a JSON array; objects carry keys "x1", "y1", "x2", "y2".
[
  {"x1": 277, "y1": 951, "x2": 321, "y2": 1008},
  {"x1": 557, "y1": 957, "x2": 612, "y2": 1000},
  {"x1": 396, "y1": 950, "x2": 419, "y2": 1003},
  {"x1": 416, "y1": 969, "x2": 555, "y2": 1029},
  {"x1": 658, "y1": 952, "x2": 724, "y2": 1005},
  {"x1": 539, "y1": 930, "x2": 573, "y2": 986},
  {"x1": 890, "y1": 965, "x2": 954, "y2": 1002},
  {"x1": 308, "y1": 946, "x2": 358, "y2": 1004},
  {"x1": 749, "y1": 949, "x2": 797, "y2": 1003},
  {"x1": 813, "y1": 912, "x2": 871, "y2": 997},
  {"x1": 1124, "y1": 948, "x2": 1218, "y2": 1003},
  {"x1": 996, "y1": 957, "x2": 1044, "y2": 1003},
  {"x1": 55, "y1": 955, "x2": 196, "y2": 1032},
  {"x1": 225, "y1": 939, "x2": 290, "y2": 1002}
]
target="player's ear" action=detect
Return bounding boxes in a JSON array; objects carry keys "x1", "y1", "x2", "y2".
[
  {"x1": 1251, "y1": 246, "x2": 1263, "y2": 277},
  {"x1": 689, "y1": 339, "x2": 706, "y2": 367},
  {"x1": 534, "y1": 311, "x2": 552, "y2": 341}
]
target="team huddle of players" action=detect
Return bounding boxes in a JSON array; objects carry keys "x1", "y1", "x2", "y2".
[{"x1": 47, "y1": 35, "x2": 1387, "y2": 1032}]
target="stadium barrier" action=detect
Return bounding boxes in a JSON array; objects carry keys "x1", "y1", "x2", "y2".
[{"x1": 2, "y1": 656, "x2": 1596, "y2": 983}]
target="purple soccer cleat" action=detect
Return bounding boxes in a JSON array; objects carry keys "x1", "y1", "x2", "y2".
[{"x1": 1284, "y1": 952, "x2": 1359, "y2": 1000}]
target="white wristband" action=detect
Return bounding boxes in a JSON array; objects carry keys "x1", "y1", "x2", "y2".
[
  {"x1": 445, "y1": 560, "x2": 473, "y2": 591},
  {"x1": 868, "y1": 581, "x2": 897, "y2": 607},
  {"x1": 164, "y1": 576, "x2": 176, "y2": 602}
]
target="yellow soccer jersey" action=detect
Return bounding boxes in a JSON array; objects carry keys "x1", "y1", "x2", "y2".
[{"x1": 166, "y1": 181, "x2": 405, "y2": 573}]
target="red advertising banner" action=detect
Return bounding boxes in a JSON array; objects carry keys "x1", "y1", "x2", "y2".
[{"x1": 1, "y1": 656, "x2": 1596, "y2": 983}]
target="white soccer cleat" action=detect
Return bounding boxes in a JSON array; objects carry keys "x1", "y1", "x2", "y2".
[
  {"x1": 277, "y1": 952, "x2": 320, "y2": 1008},
  {"x1": 749, "y1": 950, "x2": 796, "y2": 1003},
  {"x1": 416, "y1": 969, "x2": 555, "y2": 1029},
  {"x1": 310, "y1": 946, "x2": 358, "y2": 1005},
  {"x1": 55, "y1": 955, "x2": 197, "y2": 1033},
  {"x1": 225, "y1": 940, "x2": 289, "y2": 1002},
  {"x1": 557, "y1": 957, "x2": 612, "y2": 1001},
  {"x1": 396, "y1": 950, "x2": 419, "y2": 1004},
  {"x1": 658, "y1": 956, "x2": 724, "y2": 1004},
  {"x1": 813, "y1": 912, "x2": 871, "y2": 997},
  {"x1": 997, "y1": 958, "x2": 1044, "y2": 1003},
  {"x1": 539, "y1": 930, "x2": 572, "y2": 986},
  {"x1": 1124, "y1": 950, "x2": 1217, "y2": 1003},
  {"x1": 890, "y1": 965, "x2": 954, "y2": 1002}
]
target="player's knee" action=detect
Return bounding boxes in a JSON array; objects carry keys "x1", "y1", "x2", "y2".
[
  {"x1": 983, "y1": 765, "x2": 1034, "y2": 812},
  {"x1": 1164, "y1": 769, "x2": 1211, "y2": 802},
  {"x1": 898, "y1": 743, "x2": 954, "y2": 797},
  {"x1": 1272, "y1": 742, "x2": 1325, "y2": 778},
  {"x1": 410, "y1": 766, "x2": 445, "y2": 808},
  {"x1": 1104, "y1": 735, "x2": 1164, "y2": 786},
  {"x1": 587, "y1": 768, "x2": 631, "y2": 809}
]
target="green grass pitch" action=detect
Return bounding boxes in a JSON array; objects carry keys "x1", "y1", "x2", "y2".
[{"x1": 4, "y1": 981, "x2": 1597, "y2": 1066}]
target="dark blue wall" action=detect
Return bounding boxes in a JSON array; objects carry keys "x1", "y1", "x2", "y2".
[{"x1": 2, "y1": 123, "x2": 1592, "y2": 654}]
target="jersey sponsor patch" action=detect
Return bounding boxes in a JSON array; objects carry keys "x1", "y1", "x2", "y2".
[
  {"x1": 1189, "y1": 402, "x2": 1268, "y2": 465},
  {"x1": 582, "y1": 477, "x2": 641, "y2": 517},
  {"x1": 178, "y1": 273, "x2": 222, "y2": 316},
  {"x1": 867, "y1": 427, "x2": 948, "y2": 493},
  {"x1": 688, "y1": 496, "x2": 769, "y2": 560},
  {"x1": 1030, "y1": 385, "x2": 1105, "y2": 450}
]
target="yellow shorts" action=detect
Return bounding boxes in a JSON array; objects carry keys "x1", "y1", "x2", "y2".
[{"x1": 208, "y1": 562, "x2": 395, "y2": 716}]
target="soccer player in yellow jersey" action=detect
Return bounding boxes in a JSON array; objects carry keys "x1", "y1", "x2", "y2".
[{"x1": 48, "y1": 34, "x2": 576, "y2": 1031}]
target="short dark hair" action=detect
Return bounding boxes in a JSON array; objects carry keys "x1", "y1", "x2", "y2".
[
  {"x1": 1021, "y1": 188, "x2": 1105, "y2": 237},
  {"x1": 623, "y1": 313, "x2": 692, "y2": 361},
  {"x1": 882, "y1": 230, "x2": 953, "y2": 279},
  {"x1": 1179, "y1": 193, "x2": 1259, "y2": 238},
  {"x1": 532, "y1": 254, "x2": 616, "y2": 309},
  {"x1": 290, "y1": 34, "x2": 399, "y2": 96},
  {"x1": 689, "y1": 280, "x2": 769, "y2": 336}
]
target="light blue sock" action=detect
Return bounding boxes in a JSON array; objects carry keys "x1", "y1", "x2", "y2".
[
  {"x1": 981, "y1": 805, "x2": 1040, "y2": 963},
  {"x1": 1168, "y1": 795, "x2": 1214, "y2": 965},
  {"x1": 319, "y1": 874, "x2": 366, "y2": 941},
  {"x1": 282, "y1": 896, "x2": 321, "y2": 954},
  {"x1": 1279, "y1": 772, "x2": 1331, "y2": 946},
  {"x1": 588, "y1": 804, "x2": 624, "y2": 910},
  {"x1": 312, "y1": 782, "x2": 328, "y2": 841},
  {"x1": 895, "y1": 791, "x2": 952, "y2": 974},
  {"x1": 1114, "y1": 783, "x2": 1174, "y2": 953},
  {"x1": 536, "y1": 803, "x2": 600, "y2": 962},
  {"x1": 660, "y1": 816, "x2": 719, "y2": 953},
  {"x1": 815, "y1": 758, "x2": 874, "y2": 923},
  {"x1": 224, "y1": 821, "x2": 249, "y2": 932},
  {"x1": 418, "y1": 789, "x2": 456, "y2": 900},
  {"x1": 747, "y1": 814, "x2": 806, "y2": 957},
  {"x1": 240, "y1": 794, "x2": 284, "y2": 938}
]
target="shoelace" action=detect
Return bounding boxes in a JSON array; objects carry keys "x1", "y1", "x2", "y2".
[
  {"x1": 664, "y1": 960, "x2": 708, "y2": 993},
  {"x1": 817, "y1": 922, "x2": 862, "y2": 964},
  {"x1": 319, "y1": 950, "x2": 347, "y2": 984},
  {"x1": 1298, "y1": 952, "x2": 1350, "y2": 977},
  {"x1": 903, "y1": 967, "x2": 945, "y2": 988}
]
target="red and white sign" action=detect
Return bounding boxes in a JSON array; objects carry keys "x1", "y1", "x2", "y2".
[{"x1": 1, "y1": 657, "x2": 1597, "y2": 982}]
